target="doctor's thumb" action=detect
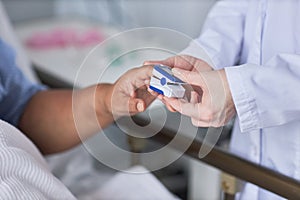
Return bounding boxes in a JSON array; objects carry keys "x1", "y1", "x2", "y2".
[{"x1": 143, "y1": 60, "x2": 163, "y2": 66}]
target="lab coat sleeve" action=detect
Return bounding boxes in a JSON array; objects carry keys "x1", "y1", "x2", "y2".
[
  {"x1": 225, "y1": 53, "x2": 300, "y2": 132},
  {"x1": 182, "y1": 0, "x2": 249, "y2": 69}
]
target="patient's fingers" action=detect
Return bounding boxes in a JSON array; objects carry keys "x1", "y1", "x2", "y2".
[
  {"x1": 135, "y1": 86, "x2": 157, "y2": 106},
  {"x1": 129, "y1": 98, "x2": 145, "y2": 113}
]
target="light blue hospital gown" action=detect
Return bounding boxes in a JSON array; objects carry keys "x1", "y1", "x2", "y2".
[{"x1": 0, "y1": 39, "x2": 43, "y2": 126}]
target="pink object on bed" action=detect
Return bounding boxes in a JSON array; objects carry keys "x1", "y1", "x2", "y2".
[{"x1": 25, "y1": 28, "x2": 104, "y2": 49}]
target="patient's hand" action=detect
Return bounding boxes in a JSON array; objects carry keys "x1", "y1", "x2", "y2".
[
  {"x1": 103, "y1": 65, "x2": 157, "y2": 118},
  {"x1": 19, "y1": 65, "x2": 156, "y2": 154}
]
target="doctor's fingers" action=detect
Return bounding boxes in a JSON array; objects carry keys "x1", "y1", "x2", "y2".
[
  {"x1": 163, "y1": 100, "x2": 177, "y2": 112},
  {"x1": 144, "y1": 55, "x2": 213, "y2": 72},
  {"x1": 166, "y1": 93, "x2": 220, "y2": 125},
  {"x1": 172, "y1": 68, "x2": 207, "y2": 88},
  {"x1": 167, "y1": 55, "x2": 213, "y2": 72},
  {"x1": 148, "y1": 93, "x2": 177, "y2": 112},
  {"x1": 144, "y1": 55, "x2": 195, "y2": 71},
  {"x1": 143, "y1": 56, "x2": 177, "y2": 66},
  {"x1": 164, "y1": 97, "x2": 206, "y2": 120},
  {"x1": 191, "y1": 118, "x2": 210, "y2": 127},
  {"x1": 191, "y1": 111, "x2": 231, "y2": 127},
  {"x1": 192, "y1": 58, "x2": 214, "y2": 73},
  {"x1": 189, "y1": 91, "x2": 204, "y2": 126}
]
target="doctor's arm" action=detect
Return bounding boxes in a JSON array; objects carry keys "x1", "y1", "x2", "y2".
[
  {"x1": 224, "y1": 54, "x2": 300, "y2": 132},
  {"x1": 182, "y1": 0, "x2": 249, "y2": 68},
  {"x1": 18, "y1": 66, "x2": 155, "y2": 154},
  {"x1": 158, "y1": 54, "x2": 300, "y2": 132}
]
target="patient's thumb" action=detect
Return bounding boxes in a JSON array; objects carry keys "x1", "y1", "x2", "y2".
[
  {"x1": 129, "y1": 98, "x2": 145, "y2": 113},
  {"x1": 137, "y1": 100, "x2": 145, "y2": 112}
]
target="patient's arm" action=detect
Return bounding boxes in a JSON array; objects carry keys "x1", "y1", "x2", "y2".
[{"x1": 19, "y1": 66, "x2": 155, "y2": 154}]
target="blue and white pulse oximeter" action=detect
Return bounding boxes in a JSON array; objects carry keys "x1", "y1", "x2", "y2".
[{"x1": 149, "y1": 65, "x2": 186, "y2": 98}]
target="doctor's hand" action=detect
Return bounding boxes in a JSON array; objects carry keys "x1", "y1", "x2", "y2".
[
  {"x1": 164, "y1": 68, "x2": 236, "y2": 127},
  {"x1": 144, "y1": 54, "x2": 213, "y2": 73},
  {"x1": 101, "y1": 65, "x2": 156, "y2": 118}
]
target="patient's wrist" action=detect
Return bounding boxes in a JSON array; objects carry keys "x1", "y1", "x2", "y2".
[{"x1": 95, "y1": 83, "x2": 114, "y2": 119}]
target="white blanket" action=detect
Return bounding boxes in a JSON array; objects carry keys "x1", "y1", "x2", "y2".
[{"x1": 0, "y1": 119, "x2": 76, "y2": 199}]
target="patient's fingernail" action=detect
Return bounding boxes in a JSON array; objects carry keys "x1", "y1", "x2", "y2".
[{"x1": 137, "y1": 102, "x2": 144, "y2": 111}]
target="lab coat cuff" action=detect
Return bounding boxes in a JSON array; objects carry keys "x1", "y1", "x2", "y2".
[{"x1": 225, "y1": 65, "x2": 261, "y2": 132}]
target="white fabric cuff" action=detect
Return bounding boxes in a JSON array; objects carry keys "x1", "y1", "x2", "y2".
[{"x1": 225, "y1": 64, "x2": 261, "y2": 132}]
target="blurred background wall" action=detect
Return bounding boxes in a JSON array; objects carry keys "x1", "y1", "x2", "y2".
[
  {"x1": 2, "y1": 0, "x2": 54, "y2": 22},
  {"x1": 2, "y1": 0, "x2": 216, "y2": 38}
]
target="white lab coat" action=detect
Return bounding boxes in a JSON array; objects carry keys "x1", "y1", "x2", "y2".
[{"x1": 184, "y1": 0, "x2": 300, "y2": 199}]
